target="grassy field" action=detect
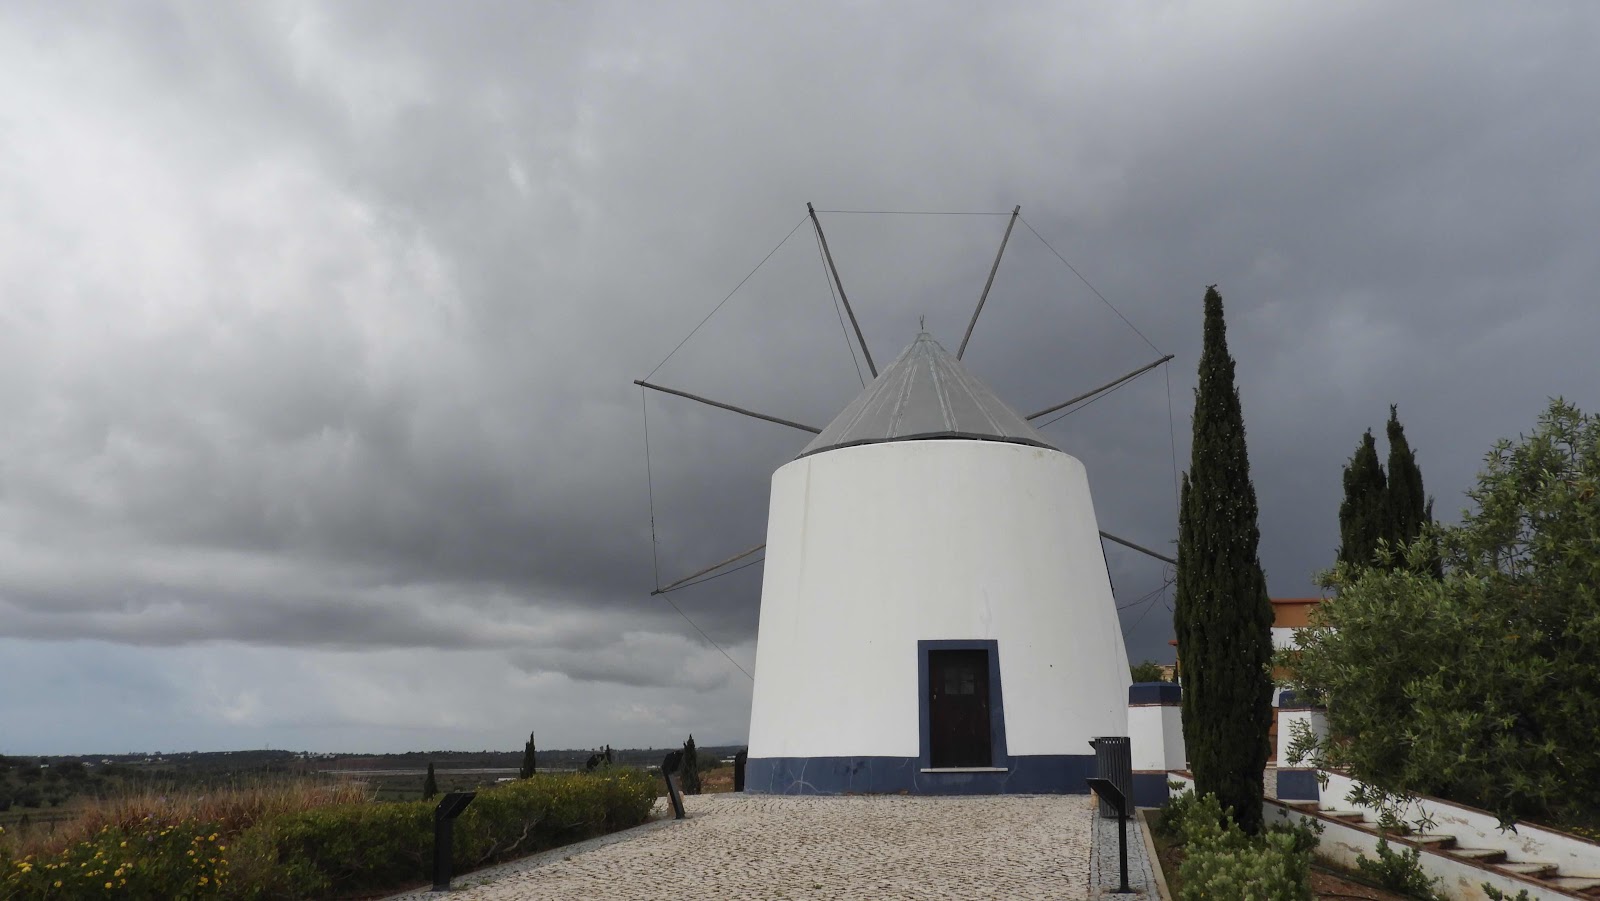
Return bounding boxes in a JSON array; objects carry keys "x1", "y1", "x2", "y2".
[{"x1": 0, "y1": 778, "x2": 368, "y2": 859}]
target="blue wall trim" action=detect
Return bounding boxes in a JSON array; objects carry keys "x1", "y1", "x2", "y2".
[
  {"x1": 1131, "y1": 772, "x2": 1172, "y2": 808},
  {"x1": 1277, "y1": 769, "x2": 1321, "y2": 802},
  {"x1": 1128, "y1": 682, "x2": 1181, "y2": 705},
  {"x1": 917, "y1": 639, "x2": 1008, "y2": 770},
  {"x1": 745, "y1": 754, "x2": 1098, "y2": 795}
]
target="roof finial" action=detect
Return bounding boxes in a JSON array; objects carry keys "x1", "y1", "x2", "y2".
[{"x1": 919, "y1": 314, "x2": 926, "y2": 332}]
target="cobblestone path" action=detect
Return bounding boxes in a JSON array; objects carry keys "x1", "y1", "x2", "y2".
[
  {"x1": 1089, "y1": 809, "x2": 1159, "y2": 898},
  {"x1": 411, "y1": 793, "x2": 1099, "y2": 900}
]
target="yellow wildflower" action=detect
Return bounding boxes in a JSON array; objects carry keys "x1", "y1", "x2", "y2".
[{"x1": 105, "y1": 883, "x2": 113, "y2": 889}]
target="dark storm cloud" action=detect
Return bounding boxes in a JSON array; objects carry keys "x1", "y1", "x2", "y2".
[{"x1": 2, "y1": 1, "x2": 1598, "y2": 749}]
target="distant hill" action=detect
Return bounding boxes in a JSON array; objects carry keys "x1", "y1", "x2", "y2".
[{"x1": 12, "y1": 746, "x2": 747, "y2": 773}]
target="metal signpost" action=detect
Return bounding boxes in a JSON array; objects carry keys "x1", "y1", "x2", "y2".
[
  {"x1": 432, "y1": 791, "x2": 476, "y2": 892},
  {"x1": 661, "y1": 751, "x2": 687, "y2": 820},
  {"x1": 1087, "y1": 777, "x2": 1133, "y2": 894}
]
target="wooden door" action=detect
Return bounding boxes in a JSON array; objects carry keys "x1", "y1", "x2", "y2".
[{"x1": 928, "y1": 649, "x2": 991, "y2": 767}]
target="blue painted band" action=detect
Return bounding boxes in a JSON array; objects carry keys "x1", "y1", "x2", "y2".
[
  {"x1": 744, "y1": 754, "x2": 1097, "y2": 795},
  {"x1": 1131, "y1": 772, "x2": 1172, "y2": 809},
  {"x1": 1277, "y1": 768, "x2": 1321, "y2": 802},
  {"x1": 1128, "y1": 682, "x2": 1181, "y2": 705}
]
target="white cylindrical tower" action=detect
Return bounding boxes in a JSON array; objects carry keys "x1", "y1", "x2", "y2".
[{"x1": 745, "y1": 333, "x2": 1131, "y2": 794}]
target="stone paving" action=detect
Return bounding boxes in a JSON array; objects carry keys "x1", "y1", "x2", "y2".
[
  {"x1": 402, "y1": 793, "x2": 1107, "y2": 900},
  {"x1": 1089, "y1": 809, "x2": 1159, "y2": 899}
]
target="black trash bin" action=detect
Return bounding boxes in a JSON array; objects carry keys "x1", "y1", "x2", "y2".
[{"x1": 1089, "y1": 736, "x2": 1132, "y2": 817}]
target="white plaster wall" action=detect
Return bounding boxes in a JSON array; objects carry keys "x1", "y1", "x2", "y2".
[
  {"x1": 1130, "y1": 705, "x2": 1186, "y2": 771},
  {"x1": 1275, "y1": 708, "x2": 1328, "y2": 765},
  {"x1": 1320, "y1": 771, "x2": 1600, "y2": 879},
  {"x1": 1266, "y1": 802, "x2": 1570, "y2": 901},
  {"x1": 747, "y1": 440, "x2": 1131, "y2": 760},
  {"x1": 1271, "y1": 626, "x2": 1298, "y2": 651}
]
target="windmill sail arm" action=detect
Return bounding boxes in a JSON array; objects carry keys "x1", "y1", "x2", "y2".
[
  {"x1": 652, "y1": 543, "x2": 767, "y2": 595},
  {"x1": 1098, "y1": 530, "x2": 1176, "y2": 566},
  {"x1": 957, "y1": 204, "x2": 1021, "y2": 360},
  {"x1": 1024, "y1": 354, "x2": 1175, "y2": 421},
  {"x1": 634, "y1": 381, "x2": 822, "y2": 434},
  {"x1": 808, "y1": 203, "x2": 877, "y2": 378}
]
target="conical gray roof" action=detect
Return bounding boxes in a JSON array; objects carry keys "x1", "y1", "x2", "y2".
[{"x1": 798, "y1": 332, "x2": 1057, "y2": 459}]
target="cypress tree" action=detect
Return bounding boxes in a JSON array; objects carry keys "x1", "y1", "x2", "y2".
[
  {"x1": 1383, "y1": 405, "x2": 1430, "y2": 551},
  {"x1": 1174, "y1": 286, "x2": 1274, "y2": 834},
  {"x1": 520, "y1": 731, "x2": 537, "y2": 779},
  {"x1": 680, "y1": 735, "x2": 702, "y2": 795},
  {"x1": 1338, "y1": 430, "x2": 1388, "y2": 567},
  {"x1": 422, "y1": 762, "x2": 438, "y2": 801}
]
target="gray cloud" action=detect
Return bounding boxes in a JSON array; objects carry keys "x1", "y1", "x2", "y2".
[{"x1": 1, "y1": 1, "x2": 1597, "y2": 752}]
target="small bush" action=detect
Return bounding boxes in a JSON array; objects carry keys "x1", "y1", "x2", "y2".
[
  {"x1": 1179, "y1": 830, "x2": 1312, "y2": 901},
  {"x1": 1, "y1": 818, "x2": 231, "y2": 900},
  {"x1": 1357, "y1": 836, "x2": 1440, "y2": 900},
  {"x1": 235, "y1": 769, "x2": 658, "y2": 898},
  {"x1": 1268, "y1": 817, "x2": 1324, "y2": 857},
  {"x1": 1164, "y1": 790, "x2": 1314, "y2": 901},
  {"x1": 1154, "y1": 782, "x2": 1199, "y2": 841}
]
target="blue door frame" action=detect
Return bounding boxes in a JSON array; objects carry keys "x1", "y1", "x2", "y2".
[{"x1": 917, "y1": 639, "x2": 1008, "y2": 770}]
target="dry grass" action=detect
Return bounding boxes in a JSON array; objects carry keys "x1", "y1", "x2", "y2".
[
  {"x1": 699, "y1": 765, "x2": 735, "y2": 793},
  {"x1": 0, "y1": 777, "x2": 369, "y2": 857}
]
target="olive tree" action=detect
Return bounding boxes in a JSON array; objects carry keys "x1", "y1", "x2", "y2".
[{"x1": 1284, "y1": 399, "x2": 1600, "y2": 828}]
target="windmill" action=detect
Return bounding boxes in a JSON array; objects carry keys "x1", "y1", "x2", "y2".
[{"x1": 637, "y1": 205, "x2": 1175, "y2": 795}]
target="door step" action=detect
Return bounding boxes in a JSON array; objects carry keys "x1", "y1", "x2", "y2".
[
  {"x1": 1543, "y1": 876, "x2": 1600, "y2": 896},
  {"x1": 1448, "y1": 847, "x2": 1508, "y2": 864},
  {"x1": 1319, "y1": 808, "x2": 1367, "y2": 822},
  {"x1": 1500, "y1": 861, "x2": 1559, "y2": 878}
]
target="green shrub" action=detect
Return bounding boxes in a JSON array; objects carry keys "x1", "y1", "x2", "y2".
[
  {"x1": 1154, "y1": 783, "x2": 1200, "y2": 841},
  {"x1": 1179, "y1": 830, "x2": 1312, "y2": 901},
  {"x1": 1, "y1": 818, "x2": 231, "y2": 900},
  {"x1": 255, "y1": 798, "x2": 431, "y2": 896},
  {"x1": 230, "y1": 769, "x2": 657, "y2": 898},
  {"x1": 1356, "y1": 837, "x2": 1440, "y2": 900},
  {"x1": 1166, "y1": 791, "x2": 1314, "y2": 901},
  {"x1": 1267, "y1": 817, "x2": 1324, "y2": 857}
]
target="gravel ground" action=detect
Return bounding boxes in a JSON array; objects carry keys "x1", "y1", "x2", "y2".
[{"x1": 399, "y1": 793, "x2": 1100, "y2": 900}]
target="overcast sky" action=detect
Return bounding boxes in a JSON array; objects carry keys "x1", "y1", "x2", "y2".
[{"x1": 2, "y1": 2, "x2": 1596, "y2": 755}]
